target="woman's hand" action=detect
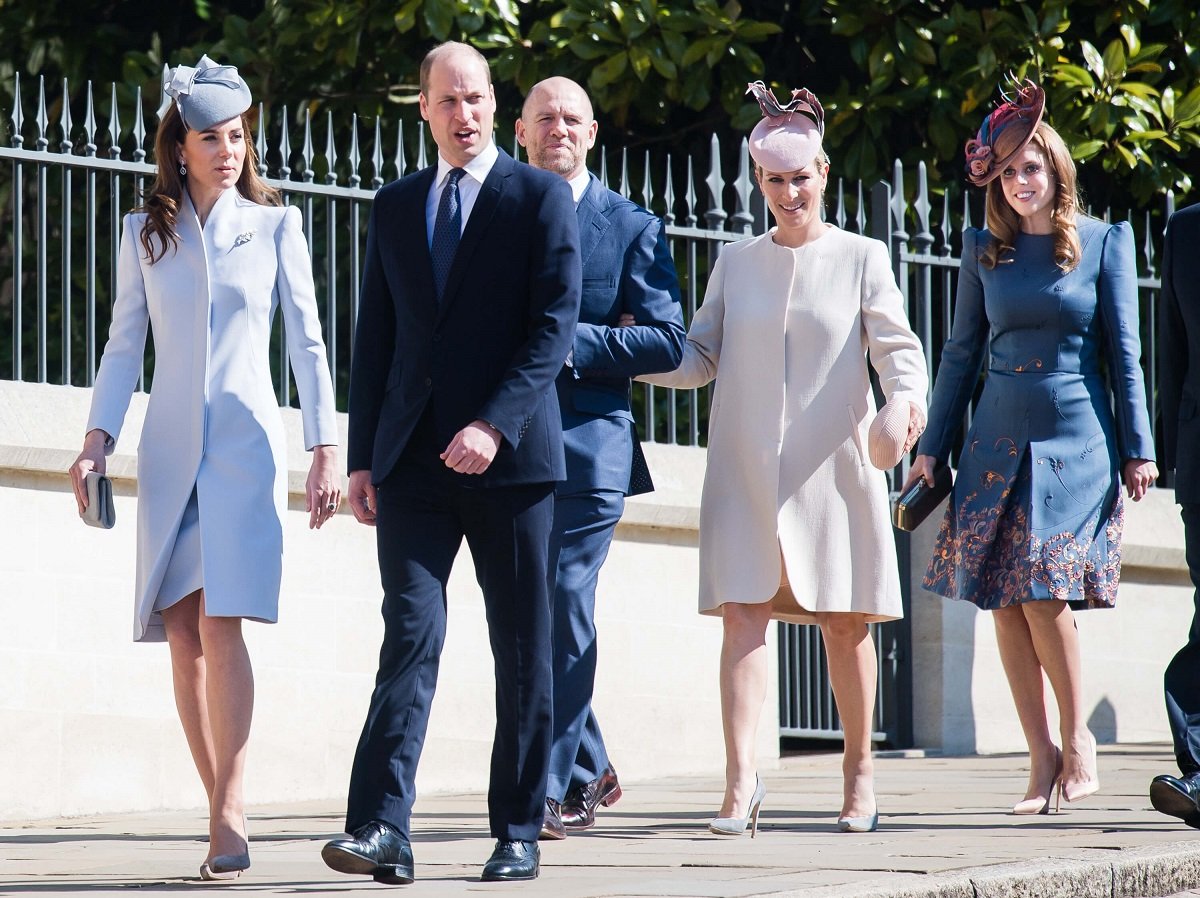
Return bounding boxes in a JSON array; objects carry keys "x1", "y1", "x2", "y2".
[
  {"x1": 69, "y1": 429, "x2": 110, "y2": 516},
  {"x1": 1123, "y1": 457, "x2": 1158, "y2": 502},
  {"x1": 306, "y1": 444, "x2": 342, "y2": 529},
  {"x1": 903, "y1": 454, "x2": 938, "y2": 494},
  {"x1": 617, "y1": 313, "x2": 636, "y2": 327},
  {"x1": 904, "y1": 403, "x2": 927, "y2": 454}
]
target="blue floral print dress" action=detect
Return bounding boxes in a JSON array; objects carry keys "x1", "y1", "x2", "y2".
[{"x1": 917, "y1": 218, "x2": 1155, "y2": 610}]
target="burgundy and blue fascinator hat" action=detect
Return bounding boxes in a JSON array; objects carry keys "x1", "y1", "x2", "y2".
[
  {"x1": 746, "y1": 81, "x2": 825, "y2": 172},
  {"x1": 964, "y1": 78, "x2": 1046, "y2": 186}
]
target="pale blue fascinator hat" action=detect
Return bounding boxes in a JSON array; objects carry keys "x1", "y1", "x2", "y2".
[{"x1": 162, "y1": 55, "x2": 251, "y2": 131}]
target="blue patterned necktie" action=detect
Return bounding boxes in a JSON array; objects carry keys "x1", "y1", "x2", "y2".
[{"x1": 431, "y1": 167, "x2": 465, "y2": 300}]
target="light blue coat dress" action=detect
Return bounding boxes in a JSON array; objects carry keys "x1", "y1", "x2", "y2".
[{"x1": 88, "y1": 189, "x2": 339, "y2": 642}]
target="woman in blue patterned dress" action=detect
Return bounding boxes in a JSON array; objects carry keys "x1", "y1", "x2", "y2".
[{"x1": 905, "y1": 82, "x2": 1157, "y2": 815}]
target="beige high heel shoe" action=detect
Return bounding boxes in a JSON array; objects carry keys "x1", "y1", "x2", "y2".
[
  {"x1": 1013, "y1": 746, "x2": 1063, "y2": 815},
  {"x1": 1057, "y1": 732, "x2": 1100, "y2": 810}
]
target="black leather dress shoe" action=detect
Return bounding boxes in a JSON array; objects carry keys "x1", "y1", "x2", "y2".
[
  {"x1": 1150, "y1": 773, "x2": 1200, "y2": 829},
  {"x1": 561, "y1": 765, "x2": 622, "y2": 830},
  {"x1": 480, "y1": 839, "x2": 539, "y2": 881},
  {"x1": 321, "y1": 820, "x2": 415, "y2": 884},
  {"x1": 539, "y1": 798, "x2": 566, "y2": 841}
]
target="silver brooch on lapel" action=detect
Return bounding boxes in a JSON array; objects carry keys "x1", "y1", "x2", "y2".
[{"x1": 232, "y1": 229, "x2": 256, "y2": 248}]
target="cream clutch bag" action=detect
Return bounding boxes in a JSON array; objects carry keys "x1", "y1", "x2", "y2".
[{"x1": 81, "y1": 471, "x2": 116, "y2": 529}]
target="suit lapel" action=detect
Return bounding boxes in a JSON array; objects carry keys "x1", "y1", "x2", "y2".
[
  {"x1": 437, "y1": 151, "x2": 512, "y2": 320},
  {"x1": 577, "y1": 175, "x2": 612, "y2": 268},
  {"x1": 398, "y1": 166, "x2": 438, "y2": 308}
]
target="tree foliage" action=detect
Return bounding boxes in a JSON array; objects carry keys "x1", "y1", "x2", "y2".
[{"x1": 1, "y1": 0, "x2": 1198, "y2": 210}]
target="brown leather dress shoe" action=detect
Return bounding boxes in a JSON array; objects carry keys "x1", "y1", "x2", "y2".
[
  {"x1": 561, "y1": 765, "x2": 622, "y2": 829},
  {"x1": 539, "y1": 797, "x2": 566, "y2": 840}
]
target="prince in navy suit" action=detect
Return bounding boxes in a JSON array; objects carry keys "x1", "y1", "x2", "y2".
[
  {"x1": 517, "y1": 77, "x2": 684, "y2": 838},
  {"x1": 324, "y1": 44, "x2": 580, "y2": 884}
]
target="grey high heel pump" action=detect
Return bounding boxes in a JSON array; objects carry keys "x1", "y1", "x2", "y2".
[{"x1": 709, "y1": 776, "x2": 767, "y2": 838}]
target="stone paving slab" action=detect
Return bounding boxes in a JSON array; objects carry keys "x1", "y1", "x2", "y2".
[{"x1": 2, "y1": 745, "x2": 1199, "y2": 897}]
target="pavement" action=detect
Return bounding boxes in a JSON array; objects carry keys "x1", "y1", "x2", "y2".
[{"x1": 3, "y1": 744, "x2": 1200, "y2": 897}]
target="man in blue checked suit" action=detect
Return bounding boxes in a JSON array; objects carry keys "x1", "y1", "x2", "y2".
[{"x1": 516, "y1": 77, "x2": 685, "y2": 839}]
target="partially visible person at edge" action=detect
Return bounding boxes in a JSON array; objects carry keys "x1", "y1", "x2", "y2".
[
  {"x1": 515, "y1": 76, "x2": 685, "y2": 841},
  {"x1": 68, "y1": 56, "x2": 340, "y2": 881},
  {"x1": 904, "y1": 80, "x2": 1157, "y2": 817},
  {"x1": 640, "y1": 81, "x2": 928, "y2": 837},
  {"x1": 1150, "y1": 200, "x2": 1200, "y2": 829},
  {"x1": 320, "y1": 42, "x2": 580, "y2": 885}
]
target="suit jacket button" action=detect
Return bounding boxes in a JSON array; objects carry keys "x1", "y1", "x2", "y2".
[{"x1": 424, "y1": 377, "x2": 432, "y2": 387}]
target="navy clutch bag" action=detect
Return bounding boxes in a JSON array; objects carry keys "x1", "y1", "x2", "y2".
[{"x1": 892, "y1": 463, "x2": 952, "y2": 531}]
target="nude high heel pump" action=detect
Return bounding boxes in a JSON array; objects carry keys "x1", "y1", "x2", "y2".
[
  {"x1": 1013, "y1": 746, "x2": 1063, "y2": 815},
  {"x1": 709, "y1": 776, "x2": 767, "y2": 838},
  {"x1": 1057, "y1": 732, "x2": 1100, "y2": 811}
]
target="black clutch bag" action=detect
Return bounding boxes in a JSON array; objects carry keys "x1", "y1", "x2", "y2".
[{"x1": 892, "y1": 463, "x2": 952, "y2": 532}]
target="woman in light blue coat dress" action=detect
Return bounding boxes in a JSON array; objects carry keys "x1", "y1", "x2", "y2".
[
  {"x1": 68, "y1": 58, "x2": 339, "y2": 880},
  {"x1": 906, "y1": 83, "x2": 1157, "y2": 817}
]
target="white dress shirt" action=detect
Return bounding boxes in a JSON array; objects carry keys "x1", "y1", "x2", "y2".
[
  {"x1": 568, "y1": 169, "x2": 591, "y2": 205},
  {"x1": 426, "y1": 142, "x2": 500, "y2": 248}
]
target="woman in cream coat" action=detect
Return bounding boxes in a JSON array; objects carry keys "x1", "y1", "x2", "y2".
[
  {"x1": 68, "y1": 58, "x2": 339, "y2": 880},
  {"x1": 642, "y1": 84, "x2": 927, "y2": 836}
]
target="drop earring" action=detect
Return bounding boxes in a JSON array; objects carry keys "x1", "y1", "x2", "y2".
[{"x1": 179, "y1": 162, "x2": 187, "y2": 177}]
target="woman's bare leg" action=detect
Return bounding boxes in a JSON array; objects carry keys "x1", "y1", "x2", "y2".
[
  {"x1": 718, "y1": 600, "x2": 774, "y2": 817},
  {"x1": 1022, "y1": 600, "x2": 1095, "y2": 793},
  {"x1": 817, "y1": 612, "x2": 877, "y2": 819},
  {"x1": 993, "y1": 604, "x2": 1060, "y2": 804},
  {"x1": 196, "y1": 596, "x2": 254, "y2": 859},
  {"x1": 161, "y1": 591, "x2": 216, "y2": 801}
]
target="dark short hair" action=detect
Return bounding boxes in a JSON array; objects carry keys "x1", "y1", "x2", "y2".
[{"x1": 420, "y1": 42, "x2": 492, "y2": 96}]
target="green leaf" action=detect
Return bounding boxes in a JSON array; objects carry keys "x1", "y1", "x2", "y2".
[
  {"x1": 1119, "y1": 24, "x2": 1139, "y2": 55},
  {"x1": 1102, "y1": 39, "x2": 1126, "y2": 81},
  {"x1": 1175, "y1": 85, "x2": 1200, "y2": 124},
  {"x1": 1080, "y1": 40, "x2": 1104, "y2": 80},
  {"x1": 1162, "y1": 86, "x2": 1175, "y2": 120},
  {"x1": 1114, "y1": 143, "x2": 1137, "y2": 167},
  {"x1": 735, "y1": 22, "x2": 783, "y2": 40},
  {"x1": 1072, "y1": 139, "x2": 1106, "y2": 160},
  {"x1": 629, "y1": 44, "x2": 652, "y2": 80},
  {"x1": 590, "y1": 51, "x2": 628, "y2": 88},
  {"x1": 423, "y1": 1, "x2": 455, "y2": 41},
  {"x1": 1053, "y1": 64, "x2": 1095, "y2": 90}
]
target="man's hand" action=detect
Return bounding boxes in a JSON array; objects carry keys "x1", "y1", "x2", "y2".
[
  {"x1": 441, "y1": 420, "x2": 501, "y2": 474},
  {"x1": 347, "y1": 469, "x2": 377, "y2": 526}
]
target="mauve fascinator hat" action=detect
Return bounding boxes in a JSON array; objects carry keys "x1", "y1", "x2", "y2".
[
  {"x1": 162, "y1": 55, "x2": 251, "y2": 132},
  {"x1": 746, "y1": 81, "x2": 825, "y2": 172},
  {"x1": 964, "y1": 79, "x2": 1046, "y2": 186}
]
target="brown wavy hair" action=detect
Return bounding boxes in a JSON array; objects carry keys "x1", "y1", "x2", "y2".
[
  {"x1": 137, "y1": 102, "x2": 280, "y2": 263},
  {"x1": 980, "y1": 121, "x2": 1082, "y2": 273}
]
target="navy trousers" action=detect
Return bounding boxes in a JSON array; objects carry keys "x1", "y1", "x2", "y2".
[
  {"x1": 546, "y1": 489, "x2": 624, "y2": 802},
  {"x1": 1166, "y1": 502, "x2": 1200, "y2": 775},
  {"x1": 345, "y1": 418, "x2": 555, "y2": 842}
]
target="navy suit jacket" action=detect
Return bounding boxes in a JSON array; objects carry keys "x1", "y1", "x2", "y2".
[
  {"x1": 1159, "y1": 202, "x2": 1200, "y2": 503},
  {"x1": 348, "y1": 149, "x2": 582, "y2": 487},
  {"x1": 556, "y1": 175, "x2": 685, "y2": 495}
]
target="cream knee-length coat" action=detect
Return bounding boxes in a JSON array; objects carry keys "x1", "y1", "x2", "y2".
[
  {"x1": 640, "y1": 227, "x2": 927, "y2": 623},
  {"x1": 87, "y1": 189, "x2": 339, "y2": 642}
]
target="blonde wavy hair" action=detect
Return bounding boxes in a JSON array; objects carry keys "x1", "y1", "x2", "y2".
[
  {"x1": 980, "y1": 121, "x2": 1082, "y2": 273},
  {"x1": 137, "y1": 103, "x2": 279, "y2": 263}
]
